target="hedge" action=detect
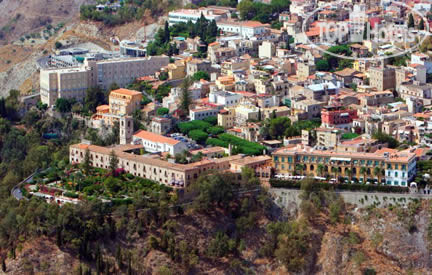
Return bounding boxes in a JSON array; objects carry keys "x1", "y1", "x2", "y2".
[
  {"x1": 178, "y1": 120, "x2": 211, "y2": 135},
  {"x1": 63, "y1": 191, "x2": 79, "y2": 198},
  {"x1": 217, "y1": 133, "x2": 265, "y2": 155},
  {"x1": 270, "y1": 179, "x2": 409, "y2": 193}
]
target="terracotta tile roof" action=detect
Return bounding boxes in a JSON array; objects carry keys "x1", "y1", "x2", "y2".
[
  {"x1": 111, "y1": 88, "x2": 141, "y2": 96},
  {"x1": 133, "y1": 130, "x2": 180, "y2": 145},
  {"x1": 96, "y1": 105, "x2": 110, "y2": 111}
]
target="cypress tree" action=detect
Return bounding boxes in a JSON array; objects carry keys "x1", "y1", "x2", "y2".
[
  {"x1": 408, "y1": 13, "x2": 415, "y2": 28},
  {"x1": 2, "y1": 258, "x2": 6, "y2": 272}
]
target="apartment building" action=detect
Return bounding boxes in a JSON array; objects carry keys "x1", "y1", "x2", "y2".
[
  {"x1": 368, "y1": 66, "x2": 395, "y2": 91},
  {"x1": 86, "y1": 56, "x2": 169, "y2": 89},
  {"x1": 272, "y1": 145, "x2": 416, "y2": 186},
  {"x1": 40, "y1": 56, "x2": 169, "y2": 107},
  {"x1": 209, "y1": 90, "x2": 242, "y2": 107},
  {"x1": 399, "y1": 83, "x2": 432, "y2": 103},
  {"x1": 40, "y1": 67, "x2": 90, "y2": 106},
  {"x1": 292, "y1": 99, "x2": 324, "y2": 120},
  {"x1": 321, "y1": 106, "x2": 358, "y2": 130},
  {"x1": 221, "y1": 58, "x2": 250, "y2": 75},
  {"x1": 189, "y1": 107, "x2": 219, "y2": 120},
  {"x1": 315, "y1": 128, "x2": 340, "y2": 148},
  {"x1": 218, "y1": 108, "x2": 235, "y2": 129},
  {"x1": 132, "y1": 130, "x2": 188, "y2": 155},
  {"x1": 109, "y1": 88, "x2": 142, "y2": 116},
  {"x1": 359, "y1": 91, "x2": 394, "y2": 106},
  {"x1": 296, "y1": 60, "x2": 316, "y2": 80},
  {"x1": 186, "y1": 59, "x2": 212, "y2": 76},
  {"x1": 258, "y1": 41, "x2": 276, "y2": 59}
]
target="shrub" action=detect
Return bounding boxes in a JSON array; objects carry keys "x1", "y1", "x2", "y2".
[
  {"x1": 63, "y1": 192, "x2": 79, "y2": 198},
  {"x1": 269, "y1": 179, "x2": 409, "y2": 193}
]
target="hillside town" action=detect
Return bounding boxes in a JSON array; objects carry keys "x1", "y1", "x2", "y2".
[
  {"x1": 12, "y1": 1, "x2": 432, "y2": 194},
  {"x1": 5, "y1": 0, "x2": 432, "y2": 274}
]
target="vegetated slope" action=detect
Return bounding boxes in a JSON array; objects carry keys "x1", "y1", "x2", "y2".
[
  {"x1": 0, "y1": 0, "x2": 89, "y2": 44},
  {"x1": 3, "y1": 181, "x2": 432, "y2": 274}
]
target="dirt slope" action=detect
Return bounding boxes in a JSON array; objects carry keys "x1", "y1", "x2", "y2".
[{"x1": 0, "y1": 0, "x2": 89, "y2": 44}]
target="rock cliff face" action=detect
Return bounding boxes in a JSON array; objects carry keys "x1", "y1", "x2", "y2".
[{"x1": 313, "y1": 201, "x2": 432, "y2": 274}]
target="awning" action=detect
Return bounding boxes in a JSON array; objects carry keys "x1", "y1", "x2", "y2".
[{"x1": 330, "y1": 157, "x2": 351, "y2": 162}]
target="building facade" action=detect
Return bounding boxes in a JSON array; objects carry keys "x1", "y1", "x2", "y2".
[{"x1": 272, "y1": 145, "x2": 416, "y2": 186}]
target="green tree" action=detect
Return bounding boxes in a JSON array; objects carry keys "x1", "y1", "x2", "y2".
[
  {"x1": 164, "y1": 21, "x2": 170, "y2": 44},
  {"x1": 267, "y1": 117, "x2": 291, "y2": 139},
  {"x1": 109, "y1": 150, "x2": 119, "y2": 174},
  {"x1": 109, "y1": 82, "x2": 119, "y2": 91},
  {"x1": 331, "y1": 166, "x2": 338, "y2": 181},
  {"x1": 55, "y1": 41, "x2": 63, "y2": 49},
  {"x1": 180, "y1": 77, "x2": 193, "y2": 116},
  {"x1": 316, "y1": 59, "x2": 330, "y2": 71},
  {"x1": 189, "y1": 129, "x2": 208, "y2": 144},
  {"x1": 55, "y1": 98, "x2": 72, "y2": 113},
  {"x1": 419, "y1": 18, "x2": 425, "y2": 30},
  {"x1": 295, "y1": 164, "x2": 305, "y2": 176},
  {"x1": 82, "y1": 148, "x2": 91, "y2": 175},
  {"x1": 360, "y1": 167, "x2": 367, "y2": 183},
  {"x1": 192, "y1": 71, "x2": 210, "y2": 81},
  {"x1": 317, "y1": 164, "x2": 325, "y2": 177},
  {"x1": 372, "y1": 131, "x2": 399, "y2": 148},
  {"x1": 408, "y1": 13, "x2": 415, "y2": 28},
  {"x1": 237, "y1": 0, "x2": 254, "y2": 20},
  {"x1": 156, "y1": 107, "x2": 169, "y2": 116}
]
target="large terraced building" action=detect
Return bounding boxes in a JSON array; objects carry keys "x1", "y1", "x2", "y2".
[{"x1": 272, "y1": 145, "x2": 417, "y2": 187}]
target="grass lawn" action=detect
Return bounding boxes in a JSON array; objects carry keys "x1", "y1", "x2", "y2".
[{"x1": 341, "y1": 133, "x2": 360, "y2": 140}]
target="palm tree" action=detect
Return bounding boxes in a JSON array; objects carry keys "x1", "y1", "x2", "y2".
[
  {"x1": 331, "y1": 167, "x2": 338, "y2": 181},
  {"x1": 317, "y1": 164, "x2": 325, "y2": 177},
  {"x1": 295, "y1": 164, "x2": 305, "y2": 176},
  {"x1": 360, "y1": 167, "x2": 367, "y2": 184},
  {"x1": 373, "y1": 167, "x2": 381, "y2": 184},
  {"x1": 346, "y1": 168, "x2": 352, "y2": 182}
]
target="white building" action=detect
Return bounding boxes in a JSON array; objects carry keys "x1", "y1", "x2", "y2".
[
  {"x1": 168, "y1": 8, "x2": 229, "y2": 26},
  {"x1": 209, "y1": 90, "x2": 242, "y2": 107},
  {"x1": 132, "y1": 130, "x2": 188, "y2": 155},
  {"x1": 384, "y1": 152, "x2": 417, "y2": 187},
  {"x1": 189, "y1": 107, "x2": 219, "y2": 120},
  {"x1": 217, "y1": 20, "x2": 268, "y2": 39},
  {"x1": 258, "y1": 41, "x2": 276, "y2": 59},
  {"x1": 411, "y1": 53, "x2": 432, "y2": 73}
]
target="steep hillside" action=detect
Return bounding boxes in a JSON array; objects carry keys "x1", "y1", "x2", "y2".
[{"x1": 0, "y1": 0, "x2": 89, "y2": 44}]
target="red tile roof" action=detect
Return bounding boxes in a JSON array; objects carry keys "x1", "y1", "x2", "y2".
[{"x1": 133, "y1": 130, "x2": 180, "y2": 145}]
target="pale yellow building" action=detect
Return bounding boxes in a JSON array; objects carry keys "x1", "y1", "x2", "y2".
[
  {"x1": 165, "y1": 60, "x2": 186, "y2": 80},
  {"x1": 109, "y1": 88, "x2": 142, "y2": 116},
  {"x1": 218, "y1": 108, "x2": 236, "y2": 129},
  {"x1": 216, "y1": 75, "x2": 235, "y2": 91}
]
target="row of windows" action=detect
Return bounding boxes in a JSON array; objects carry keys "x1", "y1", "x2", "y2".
[
  {"x1": 274, "y1": 155, "x2": 408, "y2": 170},
  {"x1": 386, "y1": 180, "x2": 407, "y2": 186}
]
